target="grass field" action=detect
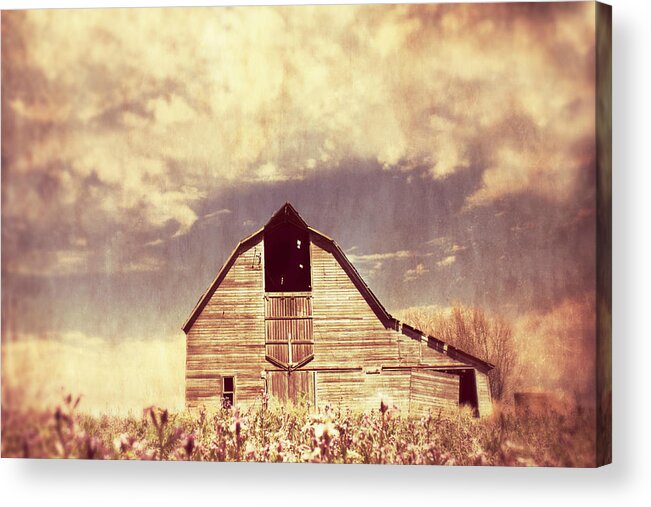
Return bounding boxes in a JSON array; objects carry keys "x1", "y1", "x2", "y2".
[{"x1": 1, "y1": 394, "x2": 596, "y2": 466}]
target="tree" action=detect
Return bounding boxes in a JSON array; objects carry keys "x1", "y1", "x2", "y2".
[{"x1": 399, "y1": 305, "x2": 516, "y2": 401}]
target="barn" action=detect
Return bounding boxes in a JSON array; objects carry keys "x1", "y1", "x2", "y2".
[{"x1": 182, "y1": 203, "x2": 494, "y2": 417}]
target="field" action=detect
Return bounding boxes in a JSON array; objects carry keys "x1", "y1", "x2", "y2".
[{"x1": 1, "y1": 394, "x2": 596, "y2": 466}]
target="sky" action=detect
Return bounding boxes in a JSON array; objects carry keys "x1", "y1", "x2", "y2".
[{"x1": 1, "y1": 2, "x2": 598, "y2": 410}]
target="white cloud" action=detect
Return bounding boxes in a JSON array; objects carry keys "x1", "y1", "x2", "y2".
[
  {"x1": 437, "y1": 255, "x2": 456, "y2": 267},
  {"x1": 203, "y1": 208, "x2": 232, "y2": 220},
  {"x1": 252, "y1": 162, "x2": 293, "y2": 183},
  {"x1": 404, "y1": 263, "x2": 429, "y2": 282},
  {"x1": 348, "y1": 250, "x2": 413, "y2": 263}
]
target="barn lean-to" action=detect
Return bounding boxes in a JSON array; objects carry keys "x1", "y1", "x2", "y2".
[{"x1": 183, "y1": 203, "x2": 494, "y2": 417}]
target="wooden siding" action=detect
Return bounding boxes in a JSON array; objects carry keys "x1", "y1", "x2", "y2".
[
  {"x1": 316, "y1": 369, "x2": 460, "y2": 416},
  {"x1": 409, "y1": 370, "x2": 460, "y2": 417},
  {"x1": 265, "y1": 294, "x2": 312, "y2": 317},
  {"x1": 315, "y1": 370, "x2": 411, "y2": 413},
  {"x1": 476, "y1": 370, "x2": 493, "y2": 417},
  {"x1": 185, "y1": 240, "x2": 266, "y2": 410}
]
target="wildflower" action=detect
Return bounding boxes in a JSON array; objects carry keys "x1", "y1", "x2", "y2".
[
  {"x1": 183, "y1": 434, "x2": 195, "y2": 458},
  {"x1": 145, "y1": 406, "x2": 159, "y2": 429},
  {"x1": 229, "y1": 410, "x2": 243, "y2": 436},
  {"x1": 314, "y1": 422, "x2": 339, "y2": 442},
  {"x1": 85, "y1": 436, "x2": 99, "y2": 459},
  {"x1": 245, "y1": 442, "x2": 256, "y2": 460},
  {"x1": 303, "y1": 447, "x2": 322, "y2": 463},
  {"x1": 113, "y1": 435, "x2": 125, "y2": 452}
]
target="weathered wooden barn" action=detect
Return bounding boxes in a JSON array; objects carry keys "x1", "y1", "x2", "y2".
[{"x1": 183, "y1": 203, "x2": 494, "y2": 417}]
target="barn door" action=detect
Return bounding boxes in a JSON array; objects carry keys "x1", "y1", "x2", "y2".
[
  {"x1": 264, "y1": 294, "x2": 314, "y2": 369},
  {"x1": 267, "y1": 371, "x2": 315, "y2": 406}
]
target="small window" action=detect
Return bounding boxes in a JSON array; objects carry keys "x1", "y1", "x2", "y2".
[{"x1": 222, "y1": 376, "x2": 235, "y2": 408}]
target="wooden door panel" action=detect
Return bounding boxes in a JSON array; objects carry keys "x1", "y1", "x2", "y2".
[
  {"x1": 265, "y1": 295, "x2": 314, "y2": 368},
  {"x1": 291, "y1": 343, "x2": 313, "y2": 363},
  {"x1": 268, "y1": 371, "x2": 314, "y2": 405},
  {"x1": 288, "y1": 370, "x2": 314, "y2": 403},
  {"x1": 265, "y1": 295, "x2": 312, "y2": 317},
  {"x1": 266, "y1": 344, "x2": 290, "y2": 364},
  {"x1": 268, "y1": 371, "x2": 288, "y2": 403}
]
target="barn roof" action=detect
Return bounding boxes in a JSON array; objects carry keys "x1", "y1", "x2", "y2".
[{"x1": 182, "y1": 202, "x2": 494, "y2": 372}]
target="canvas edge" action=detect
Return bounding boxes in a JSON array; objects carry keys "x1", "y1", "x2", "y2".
[{"x1": 596, "y1": 0, "x2": 612, "y2": 468}]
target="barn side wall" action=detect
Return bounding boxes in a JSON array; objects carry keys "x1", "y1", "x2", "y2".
[
  {"x1": 185, "y1": 240, "x2": 266, "y2": 410},
  {"x1": 315, "y1": 369, "x2": 460, "y2": 416},
  {"x1": 315, "y1": 370, "x2": 412, "y2": 413},
  {"x1": 475, "y1": 370, "x2": 493, "y2": 417},
  {"x1": 409, "y1": 370, "x2": 460, "y2": 417}
]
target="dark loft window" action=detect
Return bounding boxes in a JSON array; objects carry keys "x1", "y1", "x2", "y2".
[
  {"x1": 222, "y1": 376, "x2": 235, "y2": 408},
  {"x1": 264, "y1": 222, "x2": 311, "y2": 292}
]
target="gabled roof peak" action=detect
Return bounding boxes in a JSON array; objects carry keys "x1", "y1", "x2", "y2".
[{"x1": 265, "y1": 202, "x2": 308, "y2": 230}]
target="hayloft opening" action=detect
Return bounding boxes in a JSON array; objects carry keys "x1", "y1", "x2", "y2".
[{"x1": 264, "y1": 222, "x2": 311, "y2": 292}]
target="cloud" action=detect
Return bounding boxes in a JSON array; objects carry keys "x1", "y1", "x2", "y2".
[
  {"x1": 348, "y1": 249, "x2": 414, "y2": 263},
  {"x1": 465, "y1": 141, "x2": 594, "y2": 208},
  {"x1": 252, "y1": 162, "x2": 294, "y2": 183},
  {"x1": 436, "y1": 255, "x2": 456, "y2": 267},
  {"x1": 122, "y1": 254, "x2": 167, "y2": 273},
  {"x1": 203, "y1": 208, "x2": 232, "y2": 220},
  {"x1": 348, "y1": 248, "x2": 439, "y2": 283},
  {"x1": 425, "y1": 238, "x2": 466, "y2": 268},
  {"x1": 404, "y1": 263, "x2": 429, "y2": 282},
  {"x1": 361, "y1": 261, "x2": 385, "y2": 280}
]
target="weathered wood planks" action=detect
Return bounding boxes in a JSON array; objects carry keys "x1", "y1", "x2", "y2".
[
  {"x1": 409, "y1": 370, "x2": 460, "y2": 417},
  {"x1": 475, "y1": 370, "x2": 493, "y2": 417}
]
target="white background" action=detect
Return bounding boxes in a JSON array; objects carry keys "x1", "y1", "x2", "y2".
[{"x1": 0, "y1": 0, "x2": 648, "y2": 505}]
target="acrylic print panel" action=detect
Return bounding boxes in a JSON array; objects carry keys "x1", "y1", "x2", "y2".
[{"x1": 1, "y1": 2, "x2": 611, "y2": 466}]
